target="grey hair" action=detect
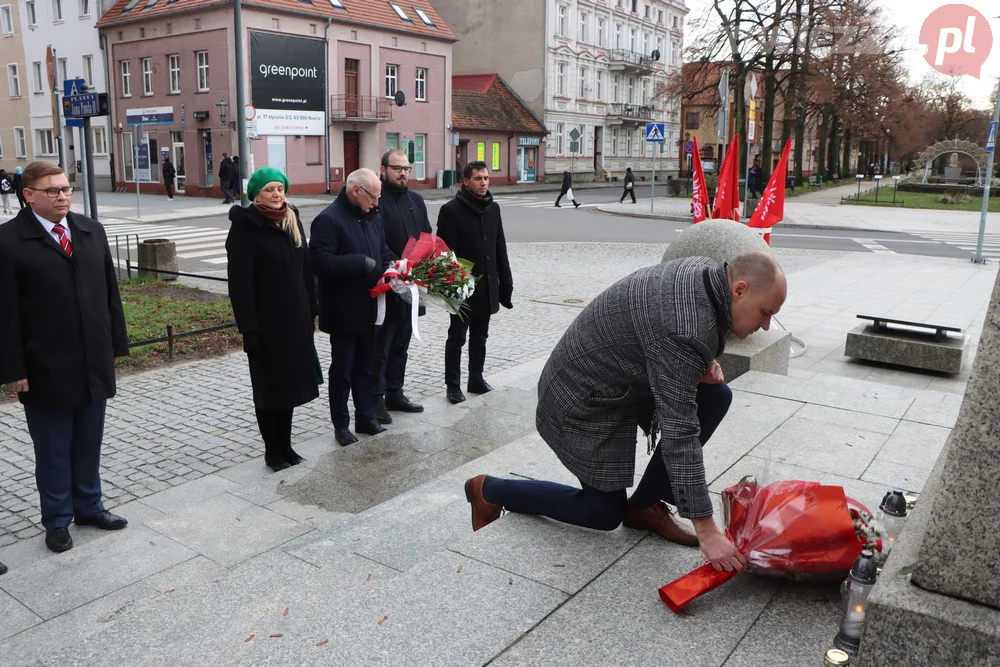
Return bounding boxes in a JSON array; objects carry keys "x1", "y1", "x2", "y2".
[
  {"x1": 346, "y1": 168, "x2": 379, "y2": 190},
  {"x1": 727, "y1": 251, "x2": 784, "y2": 289}
]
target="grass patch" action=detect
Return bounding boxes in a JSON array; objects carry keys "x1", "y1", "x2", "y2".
[{"x1": 843, "y1": 189, "x2": 1000, "y2": 212}]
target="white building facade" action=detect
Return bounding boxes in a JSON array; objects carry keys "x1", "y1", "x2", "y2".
[{"x1": 544, "y1": 0, "x2": 687, "y2": 181}]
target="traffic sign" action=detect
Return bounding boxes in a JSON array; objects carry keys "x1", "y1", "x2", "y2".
[
  {"x1": 246, "y1": 120, "x2": 259, "y2": 140},
  {"x1": 64, "y1": 93, "x2": 100, "y2": 118},
  {"x1": 684, "y1": 140, "x2": 695, "y2": 154},
  {"x1": 569, "y1": 127, "x2": 581, "y2": 141},
  {"x1": 717, "y1": 72, "x2": 729, "y2": 106},
  {"x1": 987, "y1": 121, "x2": 998, "y2": 153},
  {"x1": 645, "y1": 123, "x2": 665, "y2": 143},
  {"x1": 748, "y1": 120, "x2": 756, "y2": 141}
]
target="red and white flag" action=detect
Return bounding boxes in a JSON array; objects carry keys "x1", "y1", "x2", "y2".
[
  {"x1": 691, "y1": 137, "x2": 711, "y2": 223},
  {"x1": 712, "y1": 135, "x2": 741, "y2": 221},
  {"x1": 748, "y1": 139, "x2": 793, "y2": 245}
]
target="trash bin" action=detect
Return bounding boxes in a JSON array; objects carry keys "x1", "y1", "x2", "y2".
[
  {"x1": 443, "y1": 170, "x2": 456, "y2": 188},
  {"x1": 436, "y1": 169, "x2": 444, "y2": 189}
]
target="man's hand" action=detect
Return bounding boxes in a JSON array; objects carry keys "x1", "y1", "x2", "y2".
[
  {"x1": 692, "y1": 518, "x2": 746, "y2": 573},
  {"x1": 700, "y1": 360, "x2": 724, "y2": 385},
  {"x1": 7, "y1": 378, "x2": 28, "y2": 393}
]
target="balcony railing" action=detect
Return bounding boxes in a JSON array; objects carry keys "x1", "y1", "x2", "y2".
[
  {"x1": 608, "y1": 49, "x2": 655, "y2": 71},
  {"x1": 330, "y1": 94, "x2": 393, "y2": 121},
  {"x1": 607, "y1": 103, "x2": 655, "y2": 120}
]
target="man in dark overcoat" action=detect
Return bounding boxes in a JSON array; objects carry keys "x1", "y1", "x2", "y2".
[
  {"x1": 310, "y1": 168, "x2": 392, "y2": 446},
  {"x1": 161, "y1": 156, "x2": 176, "y2": 200},
  {"x1": 371, "y1": 149, "x2": 431, "y2": 424},
  {"x1": 0, "y1": 161, "x2": 130, "y2": 554},
  {"x1": 554, "y1": 166, "x2": 580, "y2": 208},
  {"x1": 436, "y1": 161, "x2": 513, "y2": 405},
  {"x1": 464, "y1": 252, "x2": 787, "y2": 576},
  {"x1": 619, "y1": 167, "x2": 636, "y2": 203},
  {"x1": 219, "y1": 153, "x2": 234, "y2": 204}
]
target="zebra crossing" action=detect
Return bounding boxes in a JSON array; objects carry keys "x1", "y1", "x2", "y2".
[
  {"x1": 916, "y1": 232, "x2": 1000, "y2": 260},
  {"x1": 102, "y1": 220, "x2": 232, "y2": 266},
  {"x1": 425, "y1": 195, "x2": 604, "y2": 209}
]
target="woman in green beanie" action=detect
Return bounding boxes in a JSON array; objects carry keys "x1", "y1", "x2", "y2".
[{"x1": 226, "y1": 167, "x2": 320, "y2": 471}]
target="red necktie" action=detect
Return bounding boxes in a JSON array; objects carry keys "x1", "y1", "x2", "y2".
[{"x1": 53, "y1": 223, "x2": 73, "y2": 257}]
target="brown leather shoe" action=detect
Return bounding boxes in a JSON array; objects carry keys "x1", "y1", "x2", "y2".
[
  {"x1": 623, "y1": 501, "x2": 699, "y2": 546},
  {"x1": 464, "y1": 475, "x2": 502, "y2": 532}
]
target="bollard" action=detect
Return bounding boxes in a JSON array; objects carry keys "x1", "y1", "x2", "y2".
[
  {"x1": 167, "y1": 324, "x2": 175, "y2": 360},
  {"x1": 138, "y1": 239, "x2": 179, "y2": 281}
]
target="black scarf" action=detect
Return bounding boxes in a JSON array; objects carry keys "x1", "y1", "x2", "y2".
[{"x1": 456, "y1": 186, "x2": 493, "y2": 213}]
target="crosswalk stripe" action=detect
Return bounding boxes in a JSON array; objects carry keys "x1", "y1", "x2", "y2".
[
  {"x1": 202, "y1": 257, "x2": 229, "y2": 265},
  {"x1": 177, "y1": 248, "x2": 230, "y2": 258}
]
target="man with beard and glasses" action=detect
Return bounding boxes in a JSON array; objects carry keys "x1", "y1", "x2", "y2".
[
  {"x1": 436, "y1": 161, "x2": 513, "y2": 405},
  {"x1": 371, "y1": 149, "x2": 431, "y2": 424}
]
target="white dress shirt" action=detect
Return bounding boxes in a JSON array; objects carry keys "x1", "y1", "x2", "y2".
[{"x1": 33, "y1": 211, "x2": 71, "y2": 244}]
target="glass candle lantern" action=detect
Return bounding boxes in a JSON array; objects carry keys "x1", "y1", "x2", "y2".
[
  {"x1": 824, "y1": 648, "x2": 851, "y2": 666},
  {"x1": 833, "y1": 549, "x2": 878, "y2": 655},
  {"x1": 876, "y1": 490, "x2": 908, "y2": 561}
]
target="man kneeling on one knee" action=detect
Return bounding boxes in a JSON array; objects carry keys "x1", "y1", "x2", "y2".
[{"x1": 465, "y1": 252, "x2": 787, "y2": 574}]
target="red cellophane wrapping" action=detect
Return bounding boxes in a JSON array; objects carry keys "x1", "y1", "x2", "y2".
[
  {"x1": 658, "y1": 478, "x2": 862, "y2": 613},
  {"x1": 401, "y1": 232, "x2": 452, "y2": 264}
]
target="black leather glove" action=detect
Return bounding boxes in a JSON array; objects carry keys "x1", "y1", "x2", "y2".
[
  {"x1": 242, "y1": 332, "x2": 260, "y2": 355},
  {"x1": 364, "y1": 256, "x2": 377, "y2": 273}
]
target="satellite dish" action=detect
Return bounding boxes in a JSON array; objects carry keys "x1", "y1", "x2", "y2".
[
  {"x1": 651, "y1": 49, "x2": 661, "y2": 61},
  {"x1": 394, "y1": 91, "x2": 406, "y2": 107}
]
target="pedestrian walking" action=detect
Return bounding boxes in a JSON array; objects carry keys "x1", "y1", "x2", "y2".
[
  {"x1": 219, "y1": 153, "x2": 233, "y2": 204},
  {"x1": 0, "y1": 169, "x2": 15, "y2": 213},
  {"x1": 13, "y1": 166, "x2": 26, "y2": 209},
  {"x1": 372, "y1": 149, "x2": 430, "y2": 424},
  {"x1": 463, "y1": 252, "x2": 787, "y2": 577},
  {"x1": 226, "y1": 167, "x2": 320, "y2": 471},
  {"x1": 229, "y1": 156, "x2": 242, "y2": 203},
  {"x1": 619, "y1": 167, "x2": 636, "y2": 203},
  {"x1": 161, "y1": 156, "x2": 176, "y2": 200},
  {"x1": 0, "y1": 161, "x2": 130, "y2": 554},
  {"x1": 310, "y1": 168, "x2": 392, "y2": 447},
  {"x1": 436, "y1": 161, "x2": 514, "y2": 405},
  {"x1": 748, "y1": 160, "x2": 762, "y2": 199},
  {"x1": 554, "y1": 167, "x2": 581, "y2": 208}
]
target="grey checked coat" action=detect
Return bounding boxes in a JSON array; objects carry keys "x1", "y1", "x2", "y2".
[{"x1": 536, "y1": 257, "x2": 731, "y2": 519}]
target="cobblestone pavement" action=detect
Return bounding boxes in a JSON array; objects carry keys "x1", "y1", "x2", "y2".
[{"x1": 0, "y1": 244, "x2": 841, "y2": 544}]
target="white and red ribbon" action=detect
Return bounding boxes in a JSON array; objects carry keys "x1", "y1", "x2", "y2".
[{"x1": 370, "y1": 259, "x2": 427, "y2": 344}]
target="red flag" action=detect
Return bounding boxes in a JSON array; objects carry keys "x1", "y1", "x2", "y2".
[
  {"x1": 712, "y1": 135, "x2": 741, "y2": 221},
  {"x1": 748, "y1": 139, "x2": 792, "y2": 245},
  {"x1": 690, "y1": 137, "x2": 711, "y2": 223}
]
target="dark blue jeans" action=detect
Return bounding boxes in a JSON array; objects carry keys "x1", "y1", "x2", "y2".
[
  {"x1": 23, "y1": 400, "x2": 107, "y2": 529},
  {"x1": 481, "y1": 382, "x2": 733, "y2": 530}
]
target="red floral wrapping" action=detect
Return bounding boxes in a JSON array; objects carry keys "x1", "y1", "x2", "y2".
[
  {"x1": 658, "y1": 479, "x2": 862, "y2": 613},
  {"x1": 400, "y1": 232, "x2": 452, "y2": 264}
]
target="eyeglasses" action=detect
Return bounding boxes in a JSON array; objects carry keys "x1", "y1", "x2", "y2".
[
  {"x1": 357, "y1": 184, "x2": 381, "y2": 201},
  {"x1": 386, "y1": 164, "x2": 412, "y2": 173},
  {"x1": 27, "y1": 186, "x2": 74, "y2": 198}
]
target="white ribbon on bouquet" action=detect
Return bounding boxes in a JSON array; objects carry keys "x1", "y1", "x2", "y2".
[{"x1": 372, "y1": 259, "x2": 427, "y2": 344}]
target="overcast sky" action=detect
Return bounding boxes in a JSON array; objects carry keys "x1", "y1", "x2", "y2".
[{"x1": 684, "y1": 0, "x2": 1000, "y2": 110}]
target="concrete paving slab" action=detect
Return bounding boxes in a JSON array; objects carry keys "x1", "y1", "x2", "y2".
[
  {"x1": 794, "y1": 403, "x2": 899, "y2": 434},
  {"x1": 875, "y1": 420, "x2": 951, "y2": 470},
  {"x1": 137, "y1": 473, "x2": 242, "y2": 513},
  {"x1": 750, "y1": 415, "x2": 888, "y2": 478},
  {"x1": 0, "y1": 588, "x2": 42, "y2": 642},
  {"x1": 731, "y1": 371, "x2": 916, "y2": 418},
  {"x1": 417, "y1": 402, "x2": 539, "y2": 444},
  {"x1": 144, "y1": 493, "x2": 311, "y2": 567},
  {"x1": 903, "y1": 390, "x2": 964, "y2": 428},
  {"x1": 861, "y1": 459, "x2": 931, "y2": 492},
  {"x1": 704, "y1": 392, "x2": 803, "y2": 482},
  {"x1": 438, "y1": 432, "x2": 580, "y2": 489}
]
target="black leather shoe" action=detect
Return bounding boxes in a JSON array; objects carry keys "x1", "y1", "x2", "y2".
[
  {"x1": 335, "y1": 428, "x2": 359, "y2": 446},
  {"x1": 385, "y1": 395, "x2": 424, "y2": 413},
  {"x1": 447, "y1": 386, "x2": 467, "y2": 404},
  {"x1": 46, "y1": 528, "x2": 73, "y2": 552},
  {"x1": 373, "y1": 399, "x2": 393, "y2": 425},
  {"x1": 574, "y1": 201, "x2": 581, "y2": 208},
  {"x1": 0, "y1": 561, "x2": 7, "y2": 575},
  {"x1": 467, "y1": 377, "x2": 494, "y2": 394},
  {"x1": 356, "y1": 419, "x2": 387, "y2": 436},
  {"x1": 75, "y1": 510, "x2": 128, "y2": 531}
]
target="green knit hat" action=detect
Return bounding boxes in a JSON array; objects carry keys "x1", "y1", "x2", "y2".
[{"x1": 246, "y1": 167, "x2": 290, "y2": 200}]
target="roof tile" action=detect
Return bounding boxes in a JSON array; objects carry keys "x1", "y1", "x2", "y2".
[{"x1": 451, "y1": 74, "x2": 547, "y2": 135}]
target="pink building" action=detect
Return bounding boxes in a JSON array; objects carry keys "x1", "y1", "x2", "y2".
[{"x1": 97, "y1": 0, "x2": 455, "y2": 196}]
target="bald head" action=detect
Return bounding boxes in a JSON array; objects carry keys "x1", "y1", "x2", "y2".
[
  {"x1": 346, "y1": 168, "x2": 381, "y2": 213},
  {"x1": 726, "y1": 251, "x2": 788, "y2": 339}
]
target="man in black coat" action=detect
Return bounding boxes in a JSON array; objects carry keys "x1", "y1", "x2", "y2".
[
  {"x1": 0, "y1": 161, "x2": 130, "y2": 554},
  {"x1": 619, "y1": 167, "x2": 636, "y2": 203},
  {"x1": 554, "y1": 167, "x2": 581, "y2": 208},
  {"x1": 371, "y1": 149, "x2": 431, "y2": 424},
  {"x1": 310, "y1": 168, "x2": 393, "y2": 446},
  {"x1": 162, "y1": 157, "x2": 176, "y2": 200},
  {"x1": 436, "y1": 161, "x2": 514, "y2": 405},
  {"x1": 219, "y1": 153, "x2": 233, "y2": 204}
]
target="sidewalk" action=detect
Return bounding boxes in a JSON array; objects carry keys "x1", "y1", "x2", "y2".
[{"x1": 0, "y1": 247, "x2": 994, "y2": 665}]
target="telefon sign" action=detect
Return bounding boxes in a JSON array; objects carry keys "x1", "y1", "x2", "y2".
[{"x1": 919, "y1": 4, "x2": 993, "y2": 78}]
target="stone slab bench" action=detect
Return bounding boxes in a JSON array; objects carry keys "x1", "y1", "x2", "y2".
[{"x1": 844, "y1": 314, "x2": 967, "y2": 374}]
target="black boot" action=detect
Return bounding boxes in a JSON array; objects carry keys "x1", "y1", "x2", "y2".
[
  {"x1": 467, "y1": 376, "x2": 494, "y2": 394},
  {"x1": 264, "y1": 447, "x2": 291, "y2": 472},
  {"x1": 373, "y1": 396, "x2": 393, "y2": 424},
  {"x1": 445, "y1": 339, "x2": 463, "y2": 397}
]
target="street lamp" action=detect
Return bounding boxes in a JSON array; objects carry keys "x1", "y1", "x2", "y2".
[{"x1": 216, "y1": 99, "x2": 236, "y2": 129}]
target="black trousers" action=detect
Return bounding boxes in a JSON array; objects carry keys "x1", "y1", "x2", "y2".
[
  {"x1": 16, "y1": 190, "x2": 26, "y2": 209},
  {"x1": 165, "y1": 181, "x2": 174, "y2": 198},
  {"x1": 220, "y1": 180, "x2": 231, "y2": 201},
  {"x1": 373, "y1": 305, "x2": 412, "y2": 401},
  {"x1": 329, "y1": 333, "x2": 377, "y2": 428},
  {"x1": 445, "y1": 312, "x2": 490, "y2": 387},
  {"x1": 481, "y1": 383, "x2": 733, "y2": 530},
  {"x1": 23, "y1": 400, "x2": 107, "y2": 529},
  {"x1": 555, "y1": 191, "x2": 576, "y2": 206},
  {"x1": 255, "y1": 406, "x2": 293, "y2": 455},
  {"x1": 620, "y1": 187, "x2": 636, "y2": 203}
]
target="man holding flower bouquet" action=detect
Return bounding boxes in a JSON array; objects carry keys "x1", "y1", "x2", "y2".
[
  {"x1": 464, "y1": 252, "x2": 787, "y2": 575},
  {"x1": 436, "y1": 161, "x2": 514, "y2": 405}
]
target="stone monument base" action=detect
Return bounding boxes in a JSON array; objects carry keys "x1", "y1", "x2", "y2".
[
  {"x1": 844, "y1": 323, "x2": 966, "y2": 374},
  {"x1": 718, "y1": 329, "x2": 790, "y2": 382},
  {"x1": 137, "y1": 239, "x2": 179, "y2": 281}
]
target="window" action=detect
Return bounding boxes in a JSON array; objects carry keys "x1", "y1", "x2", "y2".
[
  {"x1": 79, "y1": 0, "x2": 90, "y2": 16},
  {"x1": 14, "y1": 126, "x2": 26, "y2": 158},
  {"x1": 413, "y1": 134, "x2": 426, "y2": 179},
  {"x1": 597, "y1": 18, "x2": 605, "y2": 46},
  {"x1": 656, "y1": 37, "x2": 664, "y2": 60},
  {"x1": 673, "y1": 15, "x2": 678, "y2": 29},
  {"x1": 120, "y1": 60, "x2": 131, "y2": 96},
  {"x1": 596, "y1": 71, "x2": 604, "y2": 100},
  {"x1": 329, "y1": 0, "x2": 344, "y2": 7},
  {"x1": 0, "y1": 5, "x2": 12, "y2": 35},
  {"x1": 384, "y1": 64, "x2": 398, "y2": 98},
  {"x1": 631, "y1": 0, "x2": 638, "y2": 12},
  {"x1": 627, "y1": 77, "x2": 633, "y2": 103},
  {"x1": 645, "y1": 5, "x2": 650, "y2": 19},
  {"x1": 613, "y1": 74, "x2": 619, "y2": 102},
  {"x1": 414, "y1": 8, "x2": 434, "y2": 26},
  {"x1": 641, "y1": 79, "x2": 648, "y2": 104},
  {"x1": 91, "y1": 125, "x2": 107, "y2": 154},
  {"x1": 578, "y1": 66, "x2": 586, "y2": 98},
  {"x1": 26, "y1": 1, "x2": 36, "y2": 26},
  {"x1": 52, "y1": 0, "x2": 63, "y2": 21},
  {"x1": 82, "y1": 54, "x2": 94, "y2": 87},
  {"x1": 611, "y1": 127, "x2": 618, "y2": 155},
  {"x1": 57, "y1": 57, "x2": 66, "y2": 85},
  {"x1": 385, "y1": 132, "x2": 399, "y2": 150},
  {"x1": 196, "y1": 51, "x2": 209, "y2": 90},
  {"x1": 556, "y1": 62, "x2": 565, "y2": 96},
  {"x1": 614, "y1": 23, "x2": 623, "y2": 49},
  {"x1": 389, "y1": 3, "x2": 410, "y2": 21},
  {"x1": 625, "y1": 128, "x2": 633, "y2": 156},
  {"x1": 556, "y1": 122, "x2": 564, "y2": 154},
  {"x1": 557, "y1": 4, "x2": 566, "y2": 36},
  {"x1": 7, "y1": 63, "x2": 19, "y2": 97},
  {"x1": 643, "y1": 32, "x2": 650, "y2": 54},
  {"x1": 579, "y1": 11, "x2": 588, "y2": 42},
  {"x1": 142, "y1": 57, "x2": 153, "y2": 95},
  {"x1": 658, "y1": 9, "x2": 663, "y2": 23},
  {"x1": 168, "y1": 54, "x2": 180, "y2": 93},
  {"x1": 686, "y1": 111, "x2": 700, "y2": 129},
  {"x1": 414, "y1": 67, "x2": 426, "y2": 101},
  {"x1": 35, "y1": 129, "x2": 55, "y2": 155},
  {"x1": 630, "y1": 27, "x2": 637, "y2": 51},
  {"x1": 32, "y1": 62, "x2": 43, "y2": 93}
]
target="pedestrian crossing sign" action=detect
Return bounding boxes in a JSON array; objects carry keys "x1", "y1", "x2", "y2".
[
  {"x1": 645, "y1": 123, "x2": 665, "y2": 143},
  {"x1": 987, "y1": 121, "x2": 997, "y2": 153}
]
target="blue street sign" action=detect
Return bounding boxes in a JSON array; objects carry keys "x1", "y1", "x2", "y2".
[
  {"x1": 136, "y1": 143, "x2": 151, "y2": 182},
  {"x1": 645, "y1": 123, "x2": 665, "y2": 143},
  {"x1": 65, "y1": 93, "x2": 100, "y2": 118},
  {"x1": 684, "y1": 140, "x2": 695, "y2": 154},
  {"x1": 63, "y1": 78, "x2": 86, "y2": 96},
  {"x1": 63, "y1": 78, "x2": 88, "y2": 127},
  {"x1": 987, "y1": 121, "x2": 998, "y2": 153},
  {"x1": 126, "y1": 106, "x2": 175, "y2": 126}
]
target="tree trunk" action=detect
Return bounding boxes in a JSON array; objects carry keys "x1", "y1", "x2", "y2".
[{"x1": 841, "y1": 128, "x2": 852, "y2": 177}]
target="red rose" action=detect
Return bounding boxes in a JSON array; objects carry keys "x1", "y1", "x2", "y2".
[{"x1": 876, "y1": 539, "x2": 883, "y2": 552}]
